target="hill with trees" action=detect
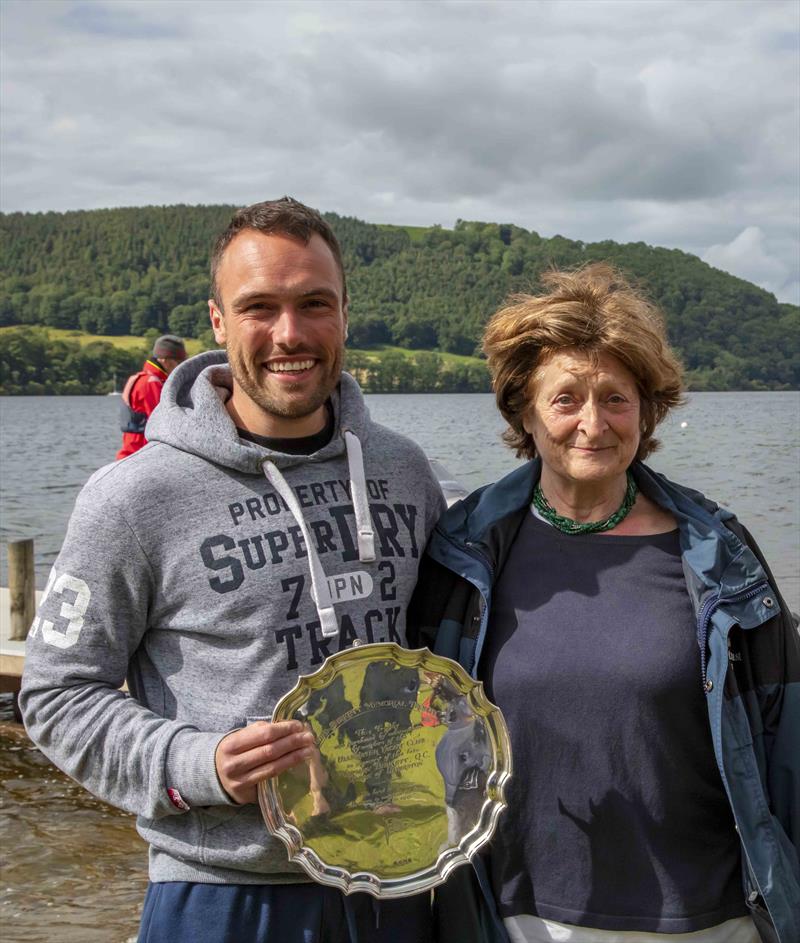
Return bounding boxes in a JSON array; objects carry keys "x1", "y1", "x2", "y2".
[{"x1": 1, "y1": 204, "x2": 797, "y2": 394}]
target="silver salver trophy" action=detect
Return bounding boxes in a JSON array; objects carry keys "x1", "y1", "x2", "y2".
[{"x1": 258, "y1": 642, "x2": 512, "y2": 898}]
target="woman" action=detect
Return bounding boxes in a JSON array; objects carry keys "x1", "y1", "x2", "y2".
[{"x1": 409, "y1": 264, "x2": 799, "y2": 943}]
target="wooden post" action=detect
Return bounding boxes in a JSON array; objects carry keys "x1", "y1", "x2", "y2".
[{"x1": 8, "y1": 539, "x2": 35, "y2": 641}]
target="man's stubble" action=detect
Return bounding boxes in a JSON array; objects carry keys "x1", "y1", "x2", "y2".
[{"x1": 226, "y1": 339, "x2": 345, "y2": 421}]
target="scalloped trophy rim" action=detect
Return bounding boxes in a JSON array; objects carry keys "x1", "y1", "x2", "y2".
[{"x1": 257, "y1": 642, "x2": 513, "y2": 899}]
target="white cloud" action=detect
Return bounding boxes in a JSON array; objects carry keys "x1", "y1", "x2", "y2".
[
  {"x1": 50, "y1": 116, "x2": 79, "y2": 134},
  {"x1": 703, "y1": 227, "x2": 799, "y2": 303},
  {"x1": 0, "y1": 0, "x2": 797, "y2": 302}
]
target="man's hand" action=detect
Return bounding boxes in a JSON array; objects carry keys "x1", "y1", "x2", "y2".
[{"x1": 215, "y1": 720, "x2": 316, "y2": 805}]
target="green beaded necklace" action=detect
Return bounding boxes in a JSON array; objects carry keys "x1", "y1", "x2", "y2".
[{"x1": 533, "y1": 471, "x2": 638, "y2": 535}]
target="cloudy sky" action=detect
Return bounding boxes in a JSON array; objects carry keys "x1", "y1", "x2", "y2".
[{"x1": 1, "y1": 0, "x2": 798, "y2": 302}]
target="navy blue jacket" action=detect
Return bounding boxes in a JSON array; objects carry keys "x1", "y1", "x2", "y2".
[{"x1": 409, "y1": 459, "x2": 800, "y2": 943}]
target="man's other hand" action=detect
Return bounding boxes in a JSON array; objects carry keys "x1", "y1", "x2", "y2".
[{"x1": 215, "y1": 720, "x2": 315, "y2": 805}]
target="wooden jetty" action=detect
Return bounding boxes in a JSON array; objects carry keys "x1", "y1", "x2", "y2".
[
  {"x1": 1, "y1": 539, "x2": 39, "y2": 694},
  {"x1": 0, "y1": 591, "x2": 30, "y2": 692},
  {"x1": 1, "y1": 539, "x2": 129, "y2": 718}
]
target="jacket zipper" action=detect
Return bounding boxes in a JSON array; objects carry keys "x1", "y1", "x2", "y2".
[
  {"x1": 738, "y1": 837, "x2": 773, "y2": 934},
  {"x1": 464, "y1": 539, "x2": 494, "y2": 575},
  {"x1": 433, "y1": 528, "x2": 494, "y2": 674},
  {"x1": 696, "y1": 579, "x2": 769, "y2": 689},
  {"x1": 433, "y1": 524, "x2": 495, "y2": 577}
]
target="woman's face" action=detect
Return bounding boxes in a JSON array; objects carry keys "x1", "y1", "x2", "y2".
[{"x1": 522, "y1": 349, "x2": 642, "y2": 487}]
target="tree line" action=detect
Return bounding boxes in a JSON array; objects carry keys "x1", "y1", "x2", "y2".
[
  {"x1": 0, "y1": 327, "x2": 492, "y2": 395},
  {"x1": 1, "y1": 204, "x2": 797, "y2": 391},
  {"x1": 345, "y1": 350, "x2": 491, "y2": 393},
  {"x1": 0, "y1": 327, "x2": 146, "y2": 395}
]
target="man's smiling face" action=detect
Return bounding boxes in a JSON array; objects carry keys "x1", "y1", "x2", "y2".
[{"x1": 209, "y1": 230, "x2": 348, "y2": 437}]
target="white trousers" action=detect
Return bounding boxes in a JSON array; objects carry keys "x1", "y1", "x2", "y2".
[{"x1": 504, "y1": 914, "x2": 760, "y2": 943}]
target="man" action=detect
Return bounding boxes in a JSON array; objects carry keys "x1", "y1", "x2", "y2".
[
  {"x1": 116, "y1": 334, "x2": 187, "y2": 459},
  {"x1": 20, "y1": 198, "x2": 445, "y2": 942}
]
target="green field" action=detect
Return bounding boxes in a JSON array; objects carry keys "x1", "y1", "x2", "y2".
[
  {"x1": 0, "y1": 326, "x2": 207, "y2": 357},
  {"x1": 348, "y1": 344, "x2": 483, "y2": 367},
  {"x1": 0, "y1": 325, "x2": 491, "y2": 394},
  {"x1": 0, "y1": 327, "x2": 485, "y2": 368},
  {"x1": 380, "y1": 223, "x2": 434, "y2": 244}
]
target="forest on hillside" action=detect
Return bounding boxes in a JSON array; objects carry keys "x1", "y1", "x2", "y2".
[{"x1": 1, "y1": 204, "x2": 798, "y2": 393}]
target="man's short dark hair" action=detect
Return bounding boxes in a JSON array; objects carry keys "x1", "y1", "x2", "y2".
[
  {"x1": 152, "y1": 334, "x2": 186, "y2": 360},
  {"x1": 210, "y1": 197, "x2": 347, "y2": 306}
]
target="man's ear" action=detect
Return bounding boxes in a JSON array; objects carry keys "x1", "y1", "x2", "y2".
[
  {"x1": 343, "y1": 301, "x2": 349, "y2": 342},
  {"x1": 209, "y1": 300, "x2": 226, "y2": 345}
]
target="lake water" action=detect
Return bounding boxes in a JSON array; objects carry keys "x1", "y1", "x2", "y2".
[
  {"x1": 1, "y1": 392, "x2": 799, "y2": 609},
  {"x1": 0, "y1": 391, "x2": 798, "y2": 942}
]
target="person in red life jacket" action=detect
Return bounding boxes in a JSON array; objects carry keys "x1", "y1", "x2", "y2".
[{"x1": 116, "y1": 334, "x2": 187, "y2": 459}]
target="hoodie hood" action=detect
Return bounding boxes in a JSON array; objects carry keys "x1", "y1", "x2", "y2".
[
  {"x1": 146, "y1": 350, "x2": 369, "y2": 475},
  {"x1": 146, "y1": 350, "x2": 377, "y2": 636}
]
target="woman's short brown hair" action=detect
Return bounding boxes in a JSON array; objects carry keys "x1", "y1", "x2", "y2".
[{"x1": 483, "y1": 263, "x2": 684, "y2": 461}]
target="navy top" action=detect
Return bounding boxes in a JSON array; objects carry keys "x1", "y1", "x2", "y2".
[
  {"x1": 237, "y1": 403, "x2": 335, "y2": 455},
  {"x1": 481, "y1": 511, "x2": 746, "y2": 932}
]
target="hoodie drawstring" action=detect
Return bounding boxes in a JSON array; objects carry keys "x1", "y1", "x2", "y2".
[
  {"x1": 262, "y1": 459, "x2": 339, "y2": 638},
  {"x1": 260, "y1": 430, "x2": 375, "y2": 639},
  {"x1": 343, "y1": 430, "x2": 376, "y2": 562}
]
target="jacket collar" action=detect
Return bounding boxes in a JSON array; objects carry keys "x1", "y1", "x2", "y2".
[
  {"x1": 632, "y1": 464, "x2": 772, "y2": 629},
  {"x1": 430, "y1": 459, "x2": 773, "y2": 629},
  {"x1": 143, "y1": 358, "x2": 168, "y2": 380}
]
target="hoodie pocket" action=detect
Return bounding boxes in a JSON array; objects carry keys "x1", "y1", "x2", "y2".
[
  {"x1": 197, "y1": 715, "x2": 273, "y2": 833},
  {"x1": 198, "y1": 804, "x2": 240, "y2": 832}
]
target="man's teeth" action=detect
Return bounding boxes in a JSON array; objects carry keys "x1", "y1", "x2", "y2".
[{"x1": 267, "y1": 360, "x2": 315, "y2": 373}]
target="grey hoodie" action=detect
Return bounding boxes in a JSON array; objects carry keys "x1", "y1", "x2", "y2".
[{"x1": 20, "y1": 351, "x2": 445, "y2": 884}]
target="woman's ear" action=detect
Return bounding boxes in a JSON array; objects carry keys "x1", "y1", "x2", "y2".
[{"x1": 521, "y1": 404, "x2": 537, "y2": 437}]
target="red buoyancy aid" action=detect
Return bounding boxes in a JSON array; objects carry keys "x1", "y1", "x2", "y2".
[{"x1": 116, "y1": 360, "x2": 168, "y2": 459}]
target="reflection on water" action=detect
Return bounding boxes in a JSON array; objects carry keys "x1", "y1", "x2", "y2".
[{"x1": 0, "y1": 709, "x2": 147, "y2": 943}]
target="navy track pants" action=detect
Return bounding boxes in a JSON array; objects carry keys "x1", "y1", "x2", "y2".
[{"x1": 137, "y1": 881, "x2": 433, "y2": 943}]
